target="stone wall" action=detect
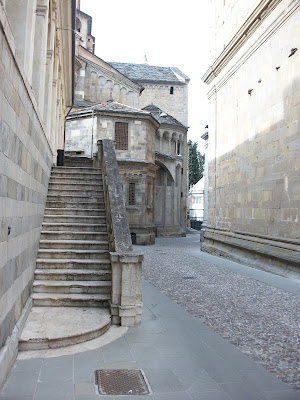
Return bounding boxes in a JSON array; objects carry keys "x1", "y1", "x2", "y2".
[
  {"x1": 138, "y1": 83, "x2": 189, "y2": 127},
  {"x1": 66, "y1": 114, "x2": 156, "y2": 163},
  {"x1": 202, "y1": 0, "x2": 300, "y2": 276},
  {"x1": 0, "y1": 0, "x2": 73, "y2": 387},
  {"x1": 66, "y1": 112, "x2": 158, "y2": 244},
  {"x1": 211, "y1": 0, "x2": 262, "y2": 57},
  {"x1": 75, "y1": 47, "x2": 141, "y2": 107},
  {"x1": 0, "y1": 10, "x2": 52, "y2": 385}
]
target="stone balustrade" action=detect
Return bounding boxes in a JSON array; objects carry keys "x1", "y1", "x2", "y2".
[{"x1": 96, "y1": 139, "x2": 143, "y2": 326}]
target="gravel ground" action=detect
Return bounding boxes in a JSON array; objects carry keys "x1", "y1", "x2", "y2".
[{"x1": 136, "y1": 235, "x2": 300, "y2": 390}]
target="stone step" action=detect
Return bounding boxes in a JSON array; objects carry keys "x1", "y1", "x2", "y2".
[
  {"x1": 43, "y1": 215, "x2": 106, "y2": 224},
  {"x1": 49, "y1": 182, "x2": 103, "y2": 191},
  {"x1": 50, "y1": 172, "x2": 102, "y2": 181},
  {"x1": 47, "y1": 194, "x2": 104, "y2": 203},
  {"x1": 32, "y1": 280, "x2": 111, "y2": 294},
  {"x1": 52, "y1": 166, "x2": 100, "y2": 172},
  {"x1": 35, "y1": 268, "x2": 111, "y2": 280},
  {"x1": 64, "y1": 157, "x2": 93, "y2": 164},
  {"x1": 36, "y1": 258, "x2": 111, "y2": 269},
  {"x1": 19, "y1": 307, "x2": 111, "y2": 351},
  {"x1": 63, "y1": 161, "x2": 93, "y2": 166},
  {"x1": 37, "y1": 249, "x2": 110, "y2": 259},
  {"x1": 46, "y1": 201, "x2": 103, "y2": 209},
  {"x1": 49, "y1": 175, "x2": 102, "y2": 183},
  {"x1": 32, "y1": 293, "x2": 111, "y2": 307},
  {"x1": 42, "y1": 223, "x2": 107, "y2": 232},
  {"x1": 44, "y1": 207, "x2": 105, "y2": 216},
  {"x1": 39, "y1": 240, "x2": 109, "y2": 250},
  {"x1": 47, "y1": 188, "x2": 104, "y2": 196},
  {"x1": 40, "y1": 231, "x2": 108, "y2": 241}
]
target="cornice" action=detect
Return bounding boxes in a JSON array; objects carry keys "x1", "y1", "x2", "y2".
[{"x1": 202, "y1": 0, "x2": 282, "y2": 84}]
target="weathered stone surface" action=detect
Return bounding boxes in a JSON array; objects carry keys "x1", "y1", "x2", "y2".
[
  {"x1": 0, "y1": 0, "x2": 74, "y2": 387},
  {"x1": 202, "y1": 0, "x2": 300, "y2": 272}
]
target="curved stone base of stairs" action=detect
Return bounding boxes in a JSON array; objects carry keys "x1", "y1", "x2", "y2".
[{"x1": 19, "y1": 307, "x2": 111, "y2": 351}]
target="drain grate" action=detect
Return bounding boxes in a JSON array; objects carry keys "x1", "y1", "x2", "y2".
[{"x1": 95, "y1": 369, "x2": 151, "y2": 395}]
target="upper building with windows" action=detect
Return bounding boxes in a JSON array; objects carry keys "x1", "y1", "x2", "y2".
[{"x1": 65, "y1": 4, "x2": 190, "y2": 244}]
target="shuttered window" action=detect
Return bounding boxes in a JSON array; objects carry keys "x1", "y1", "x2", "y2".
[{"x1": 115, "y1": 122, "x2": 128, "y2": 150}]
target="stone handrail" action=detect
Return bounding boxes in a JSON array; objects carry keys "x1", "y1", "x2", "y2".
[{"x1": 96, "y1": 139, "x2": 143, "y2": 326}]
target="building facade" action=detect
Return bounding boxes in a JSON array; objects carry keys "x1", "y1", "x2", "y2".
[
  {"x1": 65, "y1": 5, "x2": 190, "y2": 244},
  {"x1": 202, "y1": 0, "x2": 300, "y2": 276},
  {"x1": 0, "y1": 0, "x2": 74, "y2": 386},
  {"x1": 188, "y1": 178, "x2": 205, "y2": 221}
]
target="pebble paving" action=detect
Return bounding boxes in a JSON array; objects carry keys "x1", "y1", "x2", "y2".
[{"x1": 136, "y1": 235, "x2": 300, "y2": 390}]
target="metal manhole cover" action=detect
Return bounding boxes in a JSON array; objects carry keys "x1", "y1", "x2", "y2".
[
  {"x1": 95, "y1": 369, "x2": 151, "y2": 395},
  {"x1": 182, "y1": 276, "x2": 196, "y2": 280}
]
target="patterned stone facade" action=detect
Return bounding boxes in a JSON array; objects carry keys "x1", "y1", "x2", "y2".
[{"x1": 202, "y1": 0, "x2": 300, "y2": 276}]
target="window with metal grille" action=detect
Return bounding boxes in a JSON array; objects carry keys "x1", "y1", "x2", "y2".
[
  {"x1": 128, "y1": 182, "x2": 136, "y2": 205},
  {"x1": 115, "y1": 122, "x2": 128, "y2": 150}
]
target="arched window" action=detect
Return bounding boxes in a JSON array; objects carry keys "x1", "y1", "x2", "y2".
[
  {"x1": 170, "y1": 86, "x2": 174, "y2": 95},
  {"x1": 76, "y1": 18, "x2": 82, "y2": 32},
  {"x1": 177, "y1": 142, "x2": 181, "y2": 155}
]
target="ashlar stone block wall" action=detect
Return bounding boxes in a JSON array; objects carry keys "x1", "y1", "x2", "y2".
[
  {"x1": 211, "y1": 0, "x2": 261, "y2": 57},
  {"x1": 203, "y1": 0, "x2": 300, "y2": 275},
  {"x1": 0, "y1": 0, "x2": 73, "y2": 387},
  {"x1": 66, "y1": 114, "x2": 156, "y2": 164},
  {"x1": 138, "y1": 84, "x2": 189, "y2": 127},
  {"x1": 0, "y1": 14, "x2": 52, "y2": 368}
]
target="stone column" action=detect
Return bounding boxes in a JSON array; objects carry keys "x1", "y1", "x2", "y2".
[
  {"x1": 167, "y1": 135, "x2": 172, "y2": 155},
  {"x1": 173, "y1": 133, "x2": 179, "y2": 155},
  {"x1": 110, "y1": 253, "x2": 144, "y2": 327},
  {"x1": 31, "y1": 1, "x2": 49, "y2": 117},
  {"x1": 43, "y1": 7, "x2": 56, "y2": 137},
  {"x1": 200, "y1": 130, "x2": 209, "y2": 246},
  {"x1": 157, "y1": 131, "x2": 163, "y2": 152},
  {"x1": 5, "y1": 0, "x2": 37, "y2": 80}
]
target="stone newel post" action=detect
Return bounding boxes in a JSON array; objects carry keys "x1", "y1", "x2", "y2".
[
  {"x1": 110, "y1": 253, "x2": 144, "y2": 327},
  {"x1": 98, "y1": 139, "x2": 144, "y2": 327}
]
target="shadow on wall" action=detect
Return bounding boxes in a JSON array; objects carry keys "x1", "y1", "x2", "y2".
[{"x1": 207, "y1": 78, "x2": 299, "y2": 240}]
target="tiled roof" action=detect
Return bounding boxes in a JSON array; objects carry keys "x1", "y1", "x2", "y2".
[
  {"x1": 70, "y1": 101, "x2": 152, "y2": 117},
  {"x1": 142, "y1": 105, "x2": 186, "y2": 129},
  {"x1": 107, "y1": 62, "x2": 190, "y2": 84},
  {"x1": 74, "y1": 100, "x2": 98, "y2": 108}
]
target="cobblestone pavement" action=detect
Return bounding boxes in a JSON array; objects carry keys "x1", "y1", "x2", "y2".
[{"x1": 136, "y1": 235, "x2": 300, "y2": 390}]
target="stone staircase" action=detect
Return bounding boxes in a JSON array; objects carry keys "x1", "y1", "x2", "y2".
[{"x1": 19, "y1": 157, "x2": 112, "y2": 351}]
